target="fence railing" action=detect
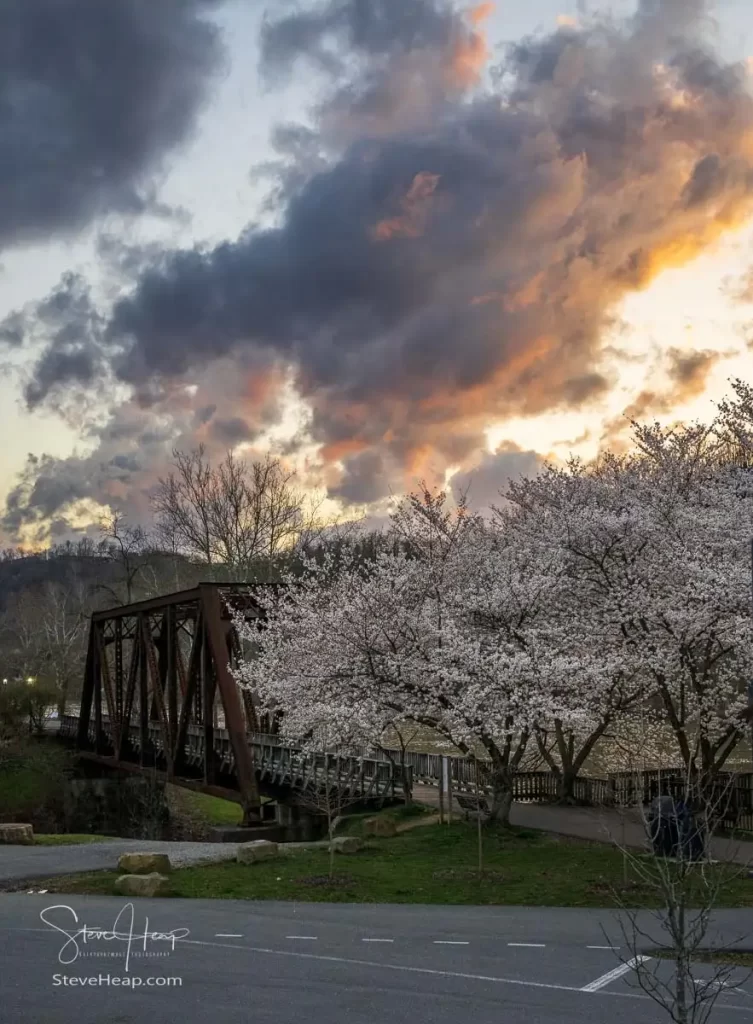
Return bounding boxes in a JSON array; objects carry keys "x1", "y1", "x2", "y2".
[
  {"x1": 58, "y1": 714, "x2": 408, "y2": 803},
  {"x1": 57, "y1": 714, "x2": 753, "y2": 831},
  {"x1": 371, "y1": 745, "x2": 753, "y2": 831}
]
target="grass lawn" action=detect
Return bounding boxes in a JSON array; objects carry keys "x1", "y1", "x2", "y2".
[
  {"x1": 649, "y1": 948, "x2": 753, "y2": 969},
  {"x1": 26, "y1": 818, "x2": 753, "y2": 908},
  {"x1": 0, "y1": 741, "x2": 72, "y2": 822},
  {"x1": 33, "y1": 834, "x2": 114, "y2": 846},
  {"x1": 168, "y1": 787, "x2": 244, "y2": 827}
]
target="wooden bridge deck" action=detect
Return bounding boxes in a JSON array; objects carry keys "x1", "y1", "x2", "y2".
[{"x1": 58, "y1": 714, "x2": 408, "y2": 809}]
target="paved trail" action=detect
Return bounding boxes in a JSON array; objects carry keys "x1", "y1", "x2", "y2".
[
  {"x1": 413, "y1": 785, "x2": 753, "y2": 865},
  {"x1": 3, "y1": 784, "x2": 752, "y2": 886},
  {"x1": 0, "y1": 839, "x2": 241, "y2": 884}
]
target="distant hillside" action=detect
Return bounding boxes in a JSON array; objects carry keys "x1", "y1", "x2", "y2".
[{"x1": 0, "y1": 550, "x2": 205, "y2": 614}]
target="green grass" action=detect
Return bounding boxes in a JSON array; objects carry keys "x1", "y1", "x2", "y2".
[
  {"x1": 170, "y1": 788, "x2": 244, "y2": 827},
  {"x1": 0, "y1": 741, "x2": 71, "y2": 821},
  {"x1": 26, "y1": 820, "x2": 753, "y2": 908},
  {"x1": 33, "y1": 834, "x2": 114, "y2": 846},
  {"x1": 649, "y1": 948, "x2": 753, "y2": 969}
]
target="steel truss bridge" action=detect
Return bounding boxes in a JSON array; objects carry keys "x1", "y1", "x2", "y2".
[{"x1": 60, "y1": 583, "x2": 408, "y2": 825}]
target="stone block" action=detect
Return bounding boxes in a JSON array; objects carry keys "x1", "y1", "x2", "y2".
[
  {"x1": 330, "y1": 836, "x2": 362, "y2": 854},
  {"x1": 117, "y1": 852, "x2": 172, "y2": 875},
  {"x1": 0, "y1": 823, "x2": 33, "y2": 845},
  {"x1": 362, "y1": 816, "x2": 397, "y2": 837},
  {"x1": 114, "y1": 873, "x2": 171, "y2": 898},
  {"x1": 237, "y1": 839, "x2": 279, "y2": 864}
]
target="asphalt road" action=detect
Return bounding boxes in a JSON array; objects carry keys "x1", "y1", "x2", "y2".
[{"x1": 0, "y1": 898, "x2": 751, "y2": 1024}]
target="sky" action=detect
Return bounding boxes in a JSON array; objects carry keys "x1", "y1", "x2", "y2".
[{"x1": 1, "y1": 0, "x2": 752, "y2": 546}]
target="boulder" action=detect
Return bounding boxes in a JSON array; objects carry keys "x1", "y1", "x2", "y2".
[
  {"x1": 114, "y1": 873, "x2": 171, "y2": 898},
  {"x1": 0, "y1": 823, "x2": 33, "y2": 845},
  {"x1": 237, "y1": 839, "x2": 279, "y2": 864},
  {"x1": 363, "y1": 816, "x2": 397, "y2": 838},
  {"x1": 117, "y1": 852, "x2": 172, "y2": 875},
  {"x1": 330, "y1": 836, "x2": 362, "y2": 854}
]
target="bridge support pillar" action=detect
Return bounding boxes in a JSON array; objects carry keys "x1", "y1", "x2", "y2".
[{"x1": 276, "y1": 803, "x2": 323, "y2": 842}]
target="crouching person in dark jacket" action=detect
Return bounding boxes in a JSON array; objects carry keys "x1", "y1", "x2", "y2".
[{"x1": 648, "y1": 794, "x2": 680, "y2": 857}]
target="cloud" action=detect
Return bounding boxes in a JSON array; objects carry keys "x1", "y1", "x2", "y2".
[
  {"x1": 0, "y1": 0, "x2": 226, "y2": 251},
  {"x1": 6, "y1": 0, "x2": 753, "y2": 519},
  {"x1": 0, "y1": 352, "x2": 289, "y2": 542},
  {"x1": 599, "y1": 344, "x2": 729, "y2": 447},
  {"x1": 210, "y1": 416, "x2": 257, "y2": 445},
  {"x1": 448, "y1": 441, "x2": 546, "y2": 512},
  {"x1": 728, "y1": 266, "x2": 753, "y2": 303},
  {"x1": 3, "y1": 273, "x2": 109, "y2": 412}
]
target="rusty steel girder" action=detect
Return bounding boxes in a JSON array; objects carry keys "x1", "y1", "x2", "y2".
[{"x1": 76, "y1": 582, "x2": 272, "y2": 825}]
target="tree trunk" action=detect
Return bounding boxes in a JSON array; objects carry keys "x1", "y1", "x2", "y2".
[
  {"x1": 674, "y1": 903, "x2": 690, "y2": 1024},
  {"x1": 327, "y1": 806, "x2": 335, "y2": 879},
  {"x1": 555, "y1": 768, "x2": 578, "y2": 804},
  {"x1": 487, "y1": 772, "x2": 514, "y2": 827}
]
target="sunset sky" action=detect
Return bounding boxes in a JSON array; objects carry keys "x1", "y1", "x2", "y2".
[{"x1": 1, "y1": 0, "x2": 753, "y2": 545}]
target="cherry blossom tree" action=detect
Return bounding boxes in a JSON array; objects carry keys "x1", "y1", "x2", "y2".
[
  {"x1": 503, "y1": 409, "x2": 753, "y2": 791},
  {"x1": 500, "y1": 458, "x2": 655, "y2": 800},
  {"x1": 624, "y1": 418, "x2": 753, "y2": 782},
  {"x1": 234, "y1": 489, "x2": 571, "y2": 825}
]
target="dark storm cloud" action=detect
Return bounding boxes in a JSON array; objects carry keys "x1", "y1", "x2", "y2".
[
  {"x1": 7, "y1": 0, "x2": 753, "y2": 520},
  {"x1": 2, "y1": 273, "x2": 107, "y2": 409},
  {"x1": 0, "y1": 0, "x2": 226, "y2": 251},
  {"x1": 211, "y1": 416, "x2": 256, "y2": 444},
  {"x1": 0, "y1": 313, "x2": 24, "y2": 346},
  {"x1": 0, "y1": 353, "x2": 289, "y2": 541},
  {"x1": 2, "y1": 454, "x2": 96, "y2": 535},
  {"x1": 259, "y1": 0, "x2": 456, "y2": 80},
  {"x1": 331, "y1": 450, "x2": 387, "y2": 503}
]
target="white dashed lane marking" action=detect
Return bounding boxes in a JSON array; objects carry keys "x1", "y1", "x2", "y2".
[{"x1": 205, "y1": 937, "x2": 626, "y2": 950}]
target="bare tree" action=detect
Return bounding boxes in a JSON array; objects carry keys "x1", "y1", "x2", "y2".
[
  {"x1": 38, "y1": 581, "x2": 89, "y2": 716},
  {"x1": 292, "y1": 746, "x2": 368, "y2": 879},
  {"x1": 608, "y1": 767, "x2": 752, "y2": 1024},
  {"x1": 152, "y1": 447, "x2": 327, "y2": 578},
  {"x1": 97, "y1": 511, "x2": 156, "y2": 605},
  {"x1": 0, "y1": 580, "x2": 89, "y2": 720}
]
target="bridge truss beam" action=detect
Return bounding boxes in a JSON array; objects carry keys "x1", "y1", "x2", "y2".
[{"x1": 76, "y1": 583, "x2": 268, "y2": 824}]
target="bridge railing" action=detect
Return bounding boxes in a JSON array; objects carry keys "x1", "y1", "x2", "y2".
[{"x1": 59, "y1": 714, "x2": 406, "y2": 803}]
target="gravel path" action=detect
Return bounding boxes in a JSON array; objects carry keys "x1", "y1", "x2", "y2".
[{"x1": 0, "y1": 839, "x2": 242, "y2": 885}]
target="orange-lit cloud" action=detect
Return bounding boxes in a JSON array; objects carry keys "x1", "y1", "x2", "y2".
[
  {"x1": 446, "y1": 3, "x2": 494, "y2": 88},
  {"x1": 599, "y1": 346, "x2": 731, "y2": 449},
  {"x1": 371, "y1": 171, "x2": 442, "y2": 241},
  {"x1": 7, "y1": 0, "x2": 753, "y2": 533}
]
